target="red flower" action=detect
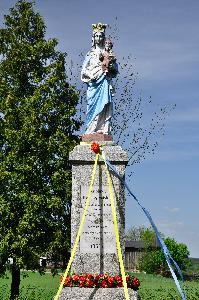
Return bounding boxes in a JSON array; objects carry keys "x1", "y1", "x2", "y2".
[
  {"x1": 79, "y1": 275, "x2": 86, "y2": 287},
  {"x1": 117, "y1": 281, "x2": 123, "y2": 287},
  {"x1": 94, "y1": 274, "x2": 103, "y2": 287},
  {"x1": 66, "y1": 276, "x2": 71, "y2": 282},
  {"x1": 126, "y1": 275, "x2": 131, "y2": 288},
  {"x1": 107, "y1": 276, "x2": 114, "y2": 287},
  {"x1": 126, "y1": 275, "x2": 130, "y2": 282},
  {"x1": 114, "y1": 275, "x2": 123, "y2": 287},
  {"x1": 86, "y1": 279, "x2": 95, "y2": 287},
  {"x1": 59, "y1": 273, "x2": 140, "y2": 289},
  {"x1": 94, "y1": 274, "x2": 100, "y2": 281},
  {"x1": 101, "y1": 279, "x2": 108, "y2": 288},
  {"x1": 79, "y1": 275, "x2": 86, "y2": 283},
  {"x1": 87, "y1": 273, "x2": 94, "y2": 279},
  {"x1": 62, "y1": 275, "x2": 71, "y2": 287},
  {"x1": 114, "y1": 275, "x2": 122, "y2": 282},
  {"x1": 91, "y1": 142, "x2": 100, "y2": 154},
  {"x1": 133, "y1": 277, "x2": 140, "y2": 288},
  {"x1": 72, "y1": 274, "x2": 79, "y2": 281}
]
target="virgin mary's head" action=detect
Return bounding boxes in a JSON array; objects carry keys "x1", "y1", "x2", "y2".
[
  {"x1": 91, "y1": 23, "x2": 107, "y2": 49},
  {"x1": 92, "y1": 31, "x2": 105, "y2": 48}
]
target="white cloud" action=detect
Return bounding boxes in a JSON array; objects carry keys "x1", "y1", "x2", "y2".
[
  {"x1": 164, "y1": 206, "x2": 180, "y2": 213},
  {"x1": 156, "y1": 219, "x2": 184, "y2": 236},
  {"x1": 157, "y1": 220, "x2": 183, "y2": 228}
]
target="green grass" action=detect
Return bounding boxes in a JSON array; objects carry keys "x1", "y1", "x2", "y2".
[
  {"x1": 0, "y1": 271, "x2": 60, "y2": 300},
  {"x1": 133, "y1": 272, "x2": 199, "y2": 300},
  {"x1": 1, "y1": 271, "x2": 199, "y2": 299},
  {"x1": 188, "y1": 258, "x2": 199, "y2": 273}
]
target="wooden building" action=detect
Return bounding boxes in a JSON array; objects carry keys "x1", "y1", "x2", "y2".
[
  {"x1": 125, "y1": 240, "x2": 145, "y2": 271},
  {"x1": 125, "y1": 239, "x2": 160, "y2": 271}
]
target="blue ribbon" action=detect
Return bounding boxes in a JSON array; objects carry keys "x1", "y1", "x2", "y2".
[{"x1": 102, "y1": 154, "x2": 187, "y2": 300}]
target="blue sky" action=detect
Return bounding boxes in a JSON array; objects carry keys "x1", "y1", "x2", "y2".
[{"x1": 1, "y1": 0, "x2": 198, "y2": 257}]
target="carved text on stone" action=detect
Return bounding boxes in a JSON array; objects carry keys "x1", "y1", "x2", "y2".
[{"x1": 79, "y1": 185, "x2": 116, "y2": 254}]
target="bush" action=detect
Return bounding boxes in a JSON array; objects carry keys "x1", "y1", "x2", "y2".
[{"x1": 139, "y1": 237, "x2": 190, "y2": 276}]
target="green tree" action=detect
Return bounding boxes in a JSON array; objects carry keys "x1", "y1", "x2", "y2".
[
  {"x1": 126, "y1": 225, "x2": 160, "y2": 245},
  {"x1": 140, "y1": 227, "x2": 161, "y2": 249},
  {"x1": 0, "y1": 1, "x2": 80, "y2": 299},
  {"x1": 125, "y1": 225, "x2": 146, "y2": 241},
  {"x1": 126, "y1": 226, "x2": 190, "y2": 276},
  {"x1": 139, "y1": 236, "x2": 190, "y2": 276}
]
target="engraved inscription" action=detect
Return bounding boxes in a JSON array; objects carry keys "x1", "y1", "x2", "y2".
[{"x1": 79, "y1": 186, "x2": 116, "y2": 254}]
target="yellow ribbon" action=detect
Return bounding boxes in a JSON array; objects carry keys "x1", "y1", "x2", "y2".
[
  {"x1": 54, "y1": 153, "x2": 100, "y2": 300},
  {"x1": 55, "y1": 150, "x2": 129, "y2": 300},
  {"x1": 103, "y1": 156, "x2": 130, "y2": 300}
]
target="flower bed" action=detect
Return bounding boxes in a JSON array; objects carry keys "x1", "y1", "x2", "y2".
[{"x1": 60, "y1": 273, "x2": 140, "y2": 290}]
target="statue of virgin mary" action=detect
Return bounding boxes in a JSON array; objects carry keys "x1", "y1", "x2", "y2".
[{"x1": 81, "y1": 23, "x2": 118, "y2": 135}]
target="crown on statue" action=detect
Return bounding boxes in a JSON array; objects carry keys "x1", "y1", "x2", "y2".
[{"x1": 92, "y1": 23, "x2": 107, "y2": 33}]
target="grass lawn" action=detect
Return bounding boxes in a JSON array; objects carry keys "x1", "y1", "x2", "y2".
[
  {"x1": 0, "y1": 271, "x2": 60, "y2": 300},
  {"x1": 0, "y1": 271, "x2": 199, "y2": 299},
  {"x1": 134, "y1": 272, "x2": 199, "y2": 300}
]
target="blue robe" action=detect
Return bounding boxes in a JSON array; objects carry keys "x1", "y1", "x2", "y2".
[
  {"x1": 81, "y1": 48, "x2": 117, "y2": 134},
  {"x1": 86, "y1": 73, "x2": 112, "y2": 131}
]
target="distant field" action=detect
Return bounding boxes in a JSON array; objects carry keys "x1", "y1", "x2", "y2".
[{"x1": 0, "y1": 271, "x2": 199, "y2": 300}]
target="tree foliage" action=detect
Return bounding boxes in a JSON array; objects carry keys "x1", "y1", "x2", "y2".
[
  {"x1": 126, "y1": 226, "x2": 190, "y2": 277},
  {"x1": 0, "y1": 0, "x2": 80, "y2": 298},
  {"x1": 139, "y1": 236, "x2": 190, "y2": 276},
  {"x1": 126, "y1": 225, "x2": 160, "y2": 246},
  {"x1": 125, "y1": 225, "x2": 147, "y2": 241},
  {"x1": 140, "y1": 227, "x2": 162, "y2": 249}
]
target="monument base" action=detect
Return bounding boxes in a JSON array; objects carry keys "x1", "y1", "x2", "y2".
[
  {"x1": 70, "y1": 144, "x2": 128, "y2": 275},
  {"x1": 58, "y1": 287, "x2": 140, "y2": 300},
  {"x1": 81, "y1": 133, "x2": 113, "y2": 142}
]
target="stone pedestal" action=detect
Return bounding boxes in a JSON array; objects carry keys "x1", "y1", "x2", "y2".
[
  {"x1": 59, "y1": 287, "x2": 140, "y2": 300},
  {"x1": 59, "y1": 142, "x2": 140, "y2": 299},
  {"x1": 69, "y1": 143, "x2": 128, "y2": 274}
]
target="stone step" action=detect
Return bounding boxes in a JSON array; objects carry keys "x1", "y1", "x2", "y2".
[{"x1": 58, "y1": 287, "x2": 140, "y2": 300}]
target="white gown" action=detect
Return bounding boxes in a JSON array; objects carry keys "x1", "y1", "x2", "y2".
[{"x1": 81, "y1": 48, "x2": 113, "y2": 135}]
